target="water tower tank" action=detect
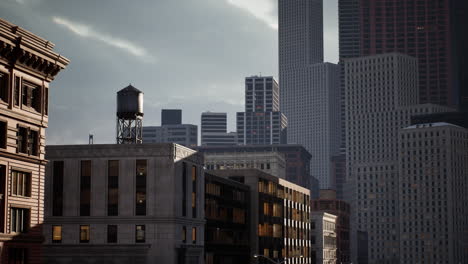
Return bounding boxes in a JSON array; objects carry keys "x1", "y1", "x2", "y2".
[{"x1": 117, "y1": 84, "x2": 144, "y2": 118}]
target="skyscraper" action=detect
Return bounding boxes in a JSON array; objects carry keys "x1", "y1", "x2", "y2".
[
  {"x1": 279, "y1": 0, "x2": 341, "y2": 189},
  {"x1": 161, "y1": 109, "x2": 182, "y2": 125},
  {"x1": 345, "y1": 53, "x2": 455, "y2": 263},
  {"x1": 236, "y1": 76, "x2": 287, "y2": 145},
  {"x1": 201, "y1": 112, "x2": 237, "y2": 146},
  {"x1": 339, "y1": 0, "x2": 464, "y2": 108}
]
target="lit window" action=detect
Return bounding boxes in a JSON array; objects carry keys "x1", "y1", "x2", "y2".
[
  {"x1": 192, "y1": 227, "x2": 196, "y2": 244},
  {"x1": 136, "y1": 225, "x2": 145, "y2": 243},
  {"x1": 80, "y1": 225, "x2": 90, "y2": 243},
  {"x1": 52, "y1": 225, "x2": 62, "y2": 243}
]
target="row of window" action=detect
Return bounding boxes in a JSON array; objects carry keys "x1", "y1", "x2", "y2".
[
  {"x1": 0, "y1": 120, "x2": 39, "y2": 156},
  {"x1": 52, "y1": 225, "x2": 146, "y2": 243},
  {"x1": 0, "y1": 73, "x2": 48, "y2": 114}
]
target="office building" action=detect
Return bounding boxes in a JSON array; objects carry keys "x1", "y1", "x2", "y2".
[
  {"x1": 161, "y1": 109, "x2": 182, "y2": 126},
  {"x1": 198, "y1": 144, "x2": 312, "y2": 188},
  {"x1": 311, "y1": 190, "x2": 350, "y2": 264},
  {"x1": 210, "y1": 169, "x2": 311, "y2": 264},
  {"x1": 142, "y1": 125, "x2": 197, "y2": 147},
  {"x1": 345, "y1": 53, "x2": 455, "y2": 263},
  {"x1": 201, "y1": 112, "x2": 237, "y2": 146},
  {"x1": 236, "y1": 76, "x2": 287, "y2": 145},
  {"x1": 331, "y1": 155, "x2": 346, "y2": 200},
  {"x1": 411, "y1": 111, "x2": 468, "y2": 129},
  {"x1": 43, "y1": 143, "x2": 205, "y2": 264},
  {"x1": 311, "y1": 212, "x2": 337, "y2": 264},
  {"x1": 0, "y1": 18, "x2": 69, "y2": 264},
  {"x1": 279, "y1": 0, "x2": 341, "y2": 189},
  {"x1": 398, "y1": 123, "x2": 468, "y2": 263},
  {"x1": 339, "y1": 0, "x2": 466, "y2": 108},
  {"x1": 205, "y1": 173, "x2": 250, "y2": 264}
]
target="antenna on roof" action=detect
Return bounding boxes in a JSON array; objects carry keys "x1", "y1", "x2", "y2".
[{"x1": 89, "y1": 134, "x2": 94, "y2": 144}]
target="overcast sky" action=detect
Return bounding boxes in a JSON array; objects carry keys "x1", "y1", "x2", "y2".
[{"x1": 0, "y1": 0, "x2": 338, "y2": 144}]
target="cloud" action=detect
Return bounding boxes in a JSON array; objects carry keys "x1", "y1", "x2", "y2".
[
  {"x1": 52, "y1": 16, "x2": 154, "y2": 62},
  {"x1": 226, "y1": 0, "x2": 278, "y2": 30}
]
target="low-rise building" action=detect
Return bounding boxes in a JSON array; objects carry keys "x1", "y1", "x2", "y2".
[
  {"x1": 209, "y1": 169, "x2": 311, "y2": 264},
  {"x1": 311, "y1": 190, "x2": 350, "y2": 264},
  {"x1": 43, "y1": 143, "x2": 205, "y2": 264},
  {"x1": 311, "y1": 212, "x2": 337, "y2": 264},
  {"x1": 204, "y1": 173, "x2": 250, "y2": 264},
  {"x1": 142, "y1": 124, "x2": 197, "y2": 147}
]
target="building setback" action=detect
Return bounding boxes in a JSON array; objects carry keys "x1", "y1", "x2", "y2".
[
  {"x1": 209, "y1": 169, "x2": 311, "y2": 264},
  {"x1": 0, "y1": 18, "x2": 69, "y2": 264},
  {"x1": 201, "y1": 112, "x2": 237, "y2": 146},
  {"x1": 204, "y1": 173, "x2": 250, "y2": 264},
  {"x1": 311, "y1": 190, "x2": 350, "y2": 264},
  {"x1": 345, "y1": 53, "x2": 455, "y2": 263},
  {"x1": 43, "y1": 143, "x2": 205, "y2": 264},
  {"x1": 398, "y1": 123, "x2": 468, "y2": 263},
  {"x1": 237, "y1": 76, "x2": 287, "y2": 145},
  {"x1": 197, "y1": 144, "x2": 312, "y2": 189}
]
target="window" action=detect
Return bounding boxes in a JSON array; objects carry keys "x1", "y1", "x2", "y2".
[
  {"x1": 22, "y1": 81, "x2": 41, "y2": 113},
  {"x1": 44, "y1": 87, "x2": 48, "y2": 115},
  {"x1": 11, "y1": 171, "x2": 31, "y2": 197},
  {"x1": 8, "y1": 248, "x2": 27, "y2": 264},
  {"x1": 17, "y1": 127, "x2": 38, "y2": 156},
  {"x1": 192, "y1": 227, "x2": 196, "y2": 244},
  {"x1": 108, "y1": 160, "x2": 119, "y2": 216},
  {"x1": 0, "y1": 120, "x2": 6, "y2": 149},
  {"x1": 52, "y1": 225, "x2": 62, "y2": 243},
  {"x1": 10, "y1": 208, "x2": 29, "y2": 233},
  {"x1": 107, "y1": 225, "x2": 117, "y2": 243},
  {"x1": 182, "y1": 226, "x2": 186, "y2": 243},
  {"x1": 191, "y1": 165, "x2": 197, "y2": 218},
  {"x1": 52, "y1": 161, "x2": 64, "y2": 216},
  {"x1": 135, "y1": 160, "x2": 147, "y2": 216},
  {"x1": 136, "y1": 225, "x2": 145, "y2": 243},
  {"x1": 80, "y1": 161, "x2": 91, "y2": 216},
  {"x1": 14, "y1": 76, "x2": 20, "y2": 107},
  {"x1": 80, "y1": 225, "x2": 90, "y2": 243},
  {"x1": 0, "y1": 72, "x2": 8, "y2": 103},
  {"x1": 182, "y1": 162, "x2": 187, "y2": 217}
]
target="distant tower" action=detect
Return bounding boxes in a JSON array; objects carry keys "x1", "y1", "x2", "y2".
[{"x1": 116, "y1": 85, "x2": 144, "y2": 144}]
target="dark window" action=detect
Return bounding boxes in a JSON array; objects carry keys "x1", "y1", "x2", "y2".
[
  {"x1": 44, "y1": 87, "x2": 48, "y2": 115},
  {"x1": 8, "y1": 248, "x2": 27, "y2": 264},
  {"x1": 17, "y1": 127, "x2": 38, "y2": 156},
  {"x1": 11, "y1": 171, "x2": 31, "y2": 197},
  {"x1": 191, "y1": 166, "x2": 197, "y2": 218},
  {"x1": 182, "y1": 226, "x2": 186, "y2": 243},
  {"x1": 80, "y1": 225, "x2": 90, "y2": 243},
  {"x1": 182, "y1": 162, "x2": 187, "y2": 217},
  {"x1": 107, "y1": 225, "x2": 117, "y2": 243},
  {"x1": 136, "y1": 225, "x2": 145, "y2": 243},
  {"x1": 0, "y1": 72, "x2": 8, "y2": 103},
  {"x1": 135, "y1": 160, "x2": 146, "y2": 216},
  {"x1": 0, "y1": 120, "x2": 6, "y2": 149},
  {"x1": 10, "y1": 208, "x2": 29, "y2": 233},
  {"x1": 52, "y1": 161, "x2": 64, "y2": 216},
  {"x1": 80, "y1": 161, "x2": 91, "y2": 216},
  {"x1": 52, "y1": 225, "x2": 62, "y2": 243},
  {"x1": 22, "y1": 81, "x2": 41, "y2": 113},
  {"x1": 14, "y1": 76, "x2": 20, "y2": 107},
  {"x1": 107, "y1": 160, "x2": 119, "y2": 216}
]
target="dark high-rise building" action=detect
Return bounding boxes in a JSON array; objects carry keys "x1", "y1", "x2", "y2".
[
  {"x1": 451, "y1": 0, "x2": 468, "y2": 112},
  {"x1": 161, "y1": 109, "x2": 182, "y2": 125},
  {"x1": 339, "y1": 0, "x2": 464, "y2": 108},
  {"x1": 236, "y1": 76, "x2": 287, "y2": 145}
]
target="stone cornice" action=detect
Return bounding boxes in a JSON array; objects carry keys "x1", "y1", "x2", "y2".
[{"x1": 0, "y1": 18, "x2": 69, "y2": 80}]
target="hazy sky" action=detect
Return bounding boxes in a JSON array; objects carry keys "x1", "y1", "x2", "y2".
[{"x1": 0, "y1": 0, "x2": 338, "y2": 144}]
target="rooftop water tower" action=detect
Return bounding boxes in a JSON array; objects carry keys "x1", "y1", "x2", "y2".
[{"x1": 116, "y1": 84, "x2": 144, "y2": 144}]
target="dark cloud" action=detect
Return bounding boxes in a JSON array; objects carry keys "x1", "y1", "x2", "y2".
[{"x1": 0, "y1": 0, "x2": 337, "y2": 144}]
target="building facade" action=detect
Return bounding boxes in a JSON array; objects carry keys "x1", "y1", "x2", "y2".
[
  {"x1": 198, "y1": 144, "x2": 312, "y2": 188},
  {"x1": 201, "y1": 112, "x2": 237, "y2": 146},
  {"x1": 0, "y1": 18, "x2": 69, "y2": 264},
  {"x1": 398, "y1": 122, "x2": 468, "y2": 263},
  {"x1": 345, "y1": 53, "x2": 455, "y2": 263},
  {"x1": 43, "y1": 144, "x2": 205, "y2": 264},
  {"x1": 210, "y1": 169, "x2": 311, "y2": 264},
  {"x1": 204, "y1": 173, "x2": 250, "y2": 264},
  {"x1": 311, "y1": 190, "x2": 350, "y2": 264},
  {"x1": 161, "y1": 109, "x2": 182, "y2": 126},
  {"x1": 142, "y1": 125, "x2": 197, "y2": 147},
  {"x1": 236, "y1": 76, "x2": 287, "y2": 145},
  {"x1": 311, "y1": 212, "x2": 337, "y2": 264}
]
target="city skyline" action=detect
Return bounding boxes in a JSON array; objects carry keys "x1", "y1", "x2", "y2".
[{"x1": 0, "y1": 0, "x2": 339, "y2": 145}]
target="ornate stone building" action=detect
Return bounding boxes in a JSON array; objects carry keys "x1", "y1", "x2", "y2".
[{"x1": 0, "y1": 18, "x2": 69, "y2": 264}]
